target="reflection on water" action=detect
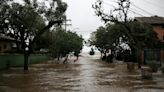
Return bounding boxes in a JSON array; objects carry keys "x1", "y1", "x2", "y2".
[{"x1": 0, "y1": 53, "x2": 164, "y2": 92}]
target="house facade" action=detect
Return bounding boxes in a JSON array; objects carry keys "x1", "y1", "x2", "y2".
[
  {"x1": 0, "y1": 34, "x2": 16, "y2": 53},
  {"x1": 135, "y1": 16, "x2": 164, "y2": 64}
]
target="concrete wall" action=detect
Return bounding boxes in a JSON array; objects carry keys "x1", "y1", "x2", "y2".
[{"x1": 0, "y1": 54, "x2": 49, "y2": 69}]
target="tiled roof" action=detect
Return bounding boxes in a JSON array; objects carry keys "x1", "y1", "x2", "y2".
[{"x1": 135, "y1": 16, "x2": 164, "y2": 24}]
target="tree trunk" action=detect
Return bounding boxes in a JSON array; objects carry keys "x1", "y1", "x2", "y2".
[
  {"x1": 16, "y1": 42, "x2": 20, "y2": 52},
  {"x1": 76, "y1": 55, "x2": 79, "y2": 60},
  {"x1": 100, "y1": 52, "x2": 103, "y2": 58},
  {"x1": 57, "y1": 55, "x2": 60, "y2": 61},
  {"x1": 24, "y1": 52, "x2": 29, "y2": 71},
  {"x1": 130, "y1": 46, "x2": 142, "y2": 68},
  {"x1": 137, "y1": 49, "x2": 142, "y2": 69},
  {"x1": 63, "y1": 55, "x2": 68, "y2": 64}
]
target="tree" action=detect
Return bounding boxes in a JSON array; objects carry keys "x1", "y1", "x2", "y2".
[
  {"x1": 0, "y1": 0, "x2": 67, "y2": 70},
  {"x1": 50, "y1": 29, "x2": 83, "y2": 63},
  {"x1": 92, "y1": 0, "x2": 159, "y2": 68},
  {"x1": 89, "y1": 26, "x2": 110, "y2": 58},
  {"x1": 89, "y1": 22, "x2": 159, "y2": 62},
  {"x1": 89, "y1": 24, "x2": 123, "y2": 61},
  {"x1": 35, "y1": 30, "x2": 54, "y2": 51}
]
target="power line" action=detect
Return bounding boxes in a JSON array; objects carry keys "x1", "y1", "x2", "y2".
[
  {"x1": 144, "y1": 0, "x2": 164, "y2": 9},
  {"x1": 131, "y1": 2, "x2": 154, "y2": 16},
  {"x1": 103, "y1": 0, "x2": 118, "y2": 8},
  {"x1": 103, "y1": 1, "x2": 144, "y2": 17},
  {"x1": 105, "y1": 0, "x2": 155, "y2": 16},
  {"x1": 129, "y1": 9, "x2": 144, "y2": 17}
]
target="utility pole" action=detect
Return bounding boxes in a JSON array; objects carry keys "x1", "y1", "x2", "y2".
[{"x1": 64, "y1": 16, "x2": 72, "y2": 31}]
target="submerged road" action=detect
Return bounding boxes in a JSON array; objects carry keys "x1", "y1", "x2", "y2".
[{"x1": 0, "y1": 53, "x2": 164, "y2": 92}]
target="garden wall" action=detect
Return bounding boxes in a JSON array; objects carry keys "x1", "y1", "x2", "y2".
[{"x1": 0, "y1": 54, "x2": 49, "y2": 69}]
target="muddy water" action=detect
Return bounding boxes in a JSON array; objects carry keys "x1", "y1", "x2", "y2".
[{"x1": 0, "y1": 53, "x2": 164, "y2": 92}]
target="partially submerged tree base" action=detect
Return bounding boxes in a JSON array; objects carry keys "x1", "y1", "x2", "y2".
[
  {"x1": 63, "y1": 55, "x2": 68, "y2": 64},
  {"x1": 127, "y1": 62, "x2": 135, "y2": 72},
  {"x1": 141, "y1": 67, "x2": 152, "y2": 79},
  {"x1": 24, "y1": 53, "x2": 29, "y2": 71}
]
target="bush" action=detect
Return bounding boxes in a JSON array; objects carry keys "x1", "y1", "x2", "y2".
[
  {"x1": 141, "y1": 67, "x2": 152, "y2": 79},
  {"x1": 101, "y1": 56, "x2": 106, "y2": 61},
  {"x1": 89, "y1": 48, "x2": 95, "y2": 55},
  {"x1": 148, "y1": 61, "x2": 159, "y2": 72},
  {"x1": 106, "y1": 55, "x2": 113, "y2": 63},
  {"x1": 127, "y1": 62, "x2": 135, "y2": 71}
]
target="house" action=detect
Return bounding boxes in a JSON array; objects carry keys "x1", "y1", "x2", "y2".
[
  {"x1": 0, "y1": 34, "x2": 17, "y2": 53},
  {"x1": 135, "y1": 16, "x2": 164, "y2": 42},
  {"x1": 135, "y1": 16, "x2": 164, "y2": 64}
]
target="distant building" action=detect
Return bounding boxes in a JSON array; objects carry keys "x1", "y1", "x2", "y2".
[
  {"x1": 0, "y1": 34, "x2": 17, "y2": 53},
  {"x1": 135, "y1": 16, "x2": 164, "y2": 42},
  {"x1": 135, "y1": 16, "x2": 164, "y2": 64}
]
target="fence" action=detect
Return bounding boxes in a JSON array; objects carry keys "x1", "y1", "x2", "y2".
[
  {"x1": 144, "y1": 49, "x2": 161, "y2": 64},
  {"x1": 0, "y1": 54, "x2": 49, "y2": 69}
]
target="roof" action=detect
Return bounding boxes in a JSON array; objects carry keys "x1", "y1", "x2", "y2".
[
  {"x1": 135, "y1": 16, "x2": 164, "y2": 25},
  {"x1": 0, "y1": 34, "x2": 15, "y2": 41}
]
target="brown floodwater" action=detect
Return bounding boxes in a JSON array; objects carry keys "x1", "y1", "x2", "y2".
[{"x1": 0, "y1": 53, "x2": 164, "y2": 92}]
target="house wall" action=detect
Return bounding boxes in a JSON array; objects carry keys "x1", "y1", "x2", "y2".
[
  {"x1": 0, "y1": 41, "x2": 13, "y2": 53},
  {"x1": 153, "y1": 25, "x2": 164, "y2": 42}
]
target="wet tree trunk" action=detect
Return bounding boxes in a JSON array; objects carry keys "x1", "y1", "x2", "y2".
[
  {"x1": 76, "y1": 55, "x2": 79, "y2": 60},
  {"x1": 130, "y1": 46, "x2": 142, "y2": 69},
  {"x1": 137, "y1": 49, "x2": 142, "y2": 69},
  {"x1": 24, "y1": 52, "x2": 29, "y2": 70},
  {"x1": 63, "y1": 55, "x2": 68, "y2": 64},
  {"x1": 57, "y1": 55, "x2": 60, "y2": 61},
  {"x1": 100, "y1": 52, "x2": 103, "y2": 58},
  {"x1": 16, "y1": 42, "x2": 20, "y2": 52}
]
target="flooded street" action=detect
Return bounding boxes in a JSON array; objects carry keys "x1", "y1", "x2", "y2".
[{"x1": 1, "y1": 53, "x2": 164, "y2": 92}]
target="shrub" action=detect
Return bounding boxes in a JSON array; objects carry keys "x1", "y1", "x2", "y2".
[
  {"x1": 148, "y1": 61, "x2": 159, "y2": 72},
  {"x1": 89, "y1": 48, "x2": 95, "y2": 55}
]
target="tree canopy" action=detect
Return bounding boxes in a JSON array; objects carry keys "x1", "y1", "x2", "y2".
[
  {"x1": 0, "y1": 0, "x2": 67, "y2": 70},
  {"x1": 50, "y1": 29, "x2": 83, "y2": 63},
  {"x1": 89, "y1": 21, "x2": 159, "y2": 62},
  {"x1": 92, "y1": 0, "x2": 160, "y2": 67}
]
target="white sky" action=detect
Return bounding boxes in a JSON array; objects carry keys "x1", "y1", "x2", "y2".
[{"x1": 63, "y1": 0, "x2": 103, "y2": 40}]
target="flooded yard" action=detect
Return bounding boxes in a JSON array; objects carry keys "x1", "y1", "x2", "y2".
[{"x1": 0, "y1": 54, "x2": 164, "y2": 92}]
